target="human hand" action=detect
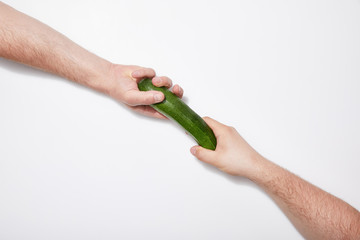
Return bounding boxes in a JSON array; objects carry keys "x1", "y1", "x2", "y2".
[
  {"x1": 190, "y1": 117, "x2": 263, "y2": 177},
  {"x1": 107, "y1": 64, "x2": 183, "y2": 118}
]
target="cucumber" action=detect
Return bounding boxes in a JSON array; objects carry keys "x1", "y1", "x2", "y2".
[{"x1": 138, "y1": 78, "x2": 217, "y2": 150}]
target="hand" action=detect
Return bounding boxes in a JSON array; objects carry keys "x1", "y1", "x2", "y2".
[
  {"x1": 190, "y1": 117, "x2": 262, "y2": 177},
  {"x1": 108, "y1": 64, "x2": 183, "y2": 118}
]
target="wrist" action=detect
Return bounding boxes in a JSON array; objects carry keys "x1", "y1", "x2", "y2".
[
  {"x1": 105, "y1": 63, "x2": 128, "y2": 100},
  {"x1": 89, "y1": 61, "x2": 119, "y2": 97},
  {"x1": 242, "y1": 153, "x2": 269, "y2": 181},
  {"x1": 246, "y1": 155, "x2": 281, "y2": 188}
]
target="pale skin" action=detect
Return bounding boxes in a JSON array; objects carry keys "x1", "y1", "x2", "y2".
[
  {"x1": 191, "y1": 117, "x2": 360, "y2": 240},
  {"x1": 1, "y1": 2, "x2": 359, "y2": 240},
  {"x1": 0, "y1": 2, "x2": 183, "y2": 118}
]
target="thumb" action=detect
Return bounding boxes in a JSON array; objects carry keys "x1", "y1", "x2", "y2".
[
  {"x1": 123, "y1": 90, "x2": 164, "y2": 106},
  {"x1": 190, "y1": 145, "x2": 216, "y2": 164}
]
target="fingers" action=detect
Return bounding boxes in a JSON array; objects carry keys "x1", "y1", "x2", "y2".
[
  {"x1": 203, "y1": 116, "x2": 225, "y2": 128},
  {"x1": 152, "y1": 76, "x2": 172, "y2": 88},
  {"x1": 152, "y1": 77, "x2": 184, "y2": 98},
  {"x1": 129, "y1": 105, "x2": 167, "y2": 119},
  {"x1": 202, "y1": 117, "x2": 228, "y2": 138},
  {"x1": 190, "y1": 145, "x2": 217, "y2": 165},
  {"x1": 130, "y1": 67, "x2": 184, "y2": 105},
  {"x1": 131, "y1": 68, "x2": 156, "y2": 80},
  {"x1": 123, "y1": 90, "x2": 164, "y2": 106},
  {"x1": 172, "y1": 84, "x2": 184, "y2": 98}
]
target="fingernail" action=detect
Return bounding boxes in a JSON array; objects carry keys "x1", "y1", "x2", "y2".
[
  {"x1": 190, "y1": 147, "x2": 197, "y2": 155},
  {"x1": 154, "y1": 93, "x2": 163, "y2": 102}
]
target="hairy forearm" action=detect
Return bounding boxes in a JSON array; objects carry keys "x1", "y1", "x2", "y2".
[
  {"x1": 249, "y1": 157, "x2": 360, "y2": 239},
  {"x1": 0, "y1": 2, "x2": 113, "y2": 94}
]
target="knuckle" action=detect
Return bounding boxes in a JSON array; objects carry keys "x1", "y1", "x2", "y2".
[
  {"x1": 140, "y1": 68, "x2": 147, "y2": 75},
  {"x1": 157, "y1": 77, "x2": 163, "y2": 84},
  {"x1": 160, "y1": 76, "x2": 171, "y2": 87},
  {"x1": 166, "y1": 77, "x2": 173, "y2": 85},
  {"x1": 147, "y1": 68, "x2": 156, "y2": 75},
  {"x1": 225, "y1": 126, "x2": 236, "y2": 133}
]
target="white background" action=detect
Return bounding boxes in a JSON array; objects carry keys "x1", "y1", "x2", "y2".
[{"x1": 1, "y1": 0, "x2": 360, "y2": 239}]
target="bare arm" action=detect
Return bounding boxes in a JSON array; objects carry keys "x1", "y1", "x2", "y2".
[
  {"x1": 0, "y1": 2, "x2": 183, "y2": 118},
  {"x1": 191, "y1": 117, "x2": 360, "y2": 240},
  {"x1": 252, "y1": 158, "x2": 360, "y2": 239}
]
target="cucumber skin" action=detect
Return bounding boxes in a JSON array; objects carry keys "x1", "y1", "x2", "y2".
[{"x1": 138, "y1": 78, "x2": 217, "y2": 150}]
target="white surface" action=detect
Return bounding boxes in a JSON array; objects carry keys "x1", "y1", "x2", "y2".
[{"x1": 1, "y1": 0, "x2": 360, "y2": 239}]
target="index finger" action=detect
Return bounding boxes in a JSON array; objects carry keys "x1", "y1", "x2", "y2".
[
  {"x1": 131, "y1": 68, "x2": 156, "y2": 80},
  {"x1": 203, "y1": 117, "x2": 229, "y2": 138}
]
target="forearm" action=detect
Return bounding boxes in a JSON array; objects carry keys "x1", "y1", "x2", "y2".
[
  {"x1": 250, "y1": 157, "x2": 360, "y2": 240},
  {"x1": 0, "y1": 2, "x2": 113, "y2": 94},
  {"x1": 190, "y1": 116, "x2": 360, "y2": 238}
]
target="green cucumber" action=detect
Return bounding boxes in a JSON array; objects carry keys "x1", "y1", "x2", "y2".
[{"x1": 138, "y1": 78, "x2": 217, "y2": 150}]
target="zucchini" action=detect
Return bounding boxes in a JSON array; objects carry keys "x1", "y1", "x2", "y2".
[{"x1": 138, "y1": 78, "x2": 217, "y2": 150}]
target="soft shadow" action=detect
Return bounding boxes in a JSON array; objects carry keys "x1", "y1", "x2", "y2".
[
  {"x1": 196, "y1": 159, "x2": 257, "y2": 187},
  {"x1": 181, "y1": 95, "x2": 189, "y2": 104},
  {"x1": 0, "y1": 57, "x2": 56, "y2": 78}
]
